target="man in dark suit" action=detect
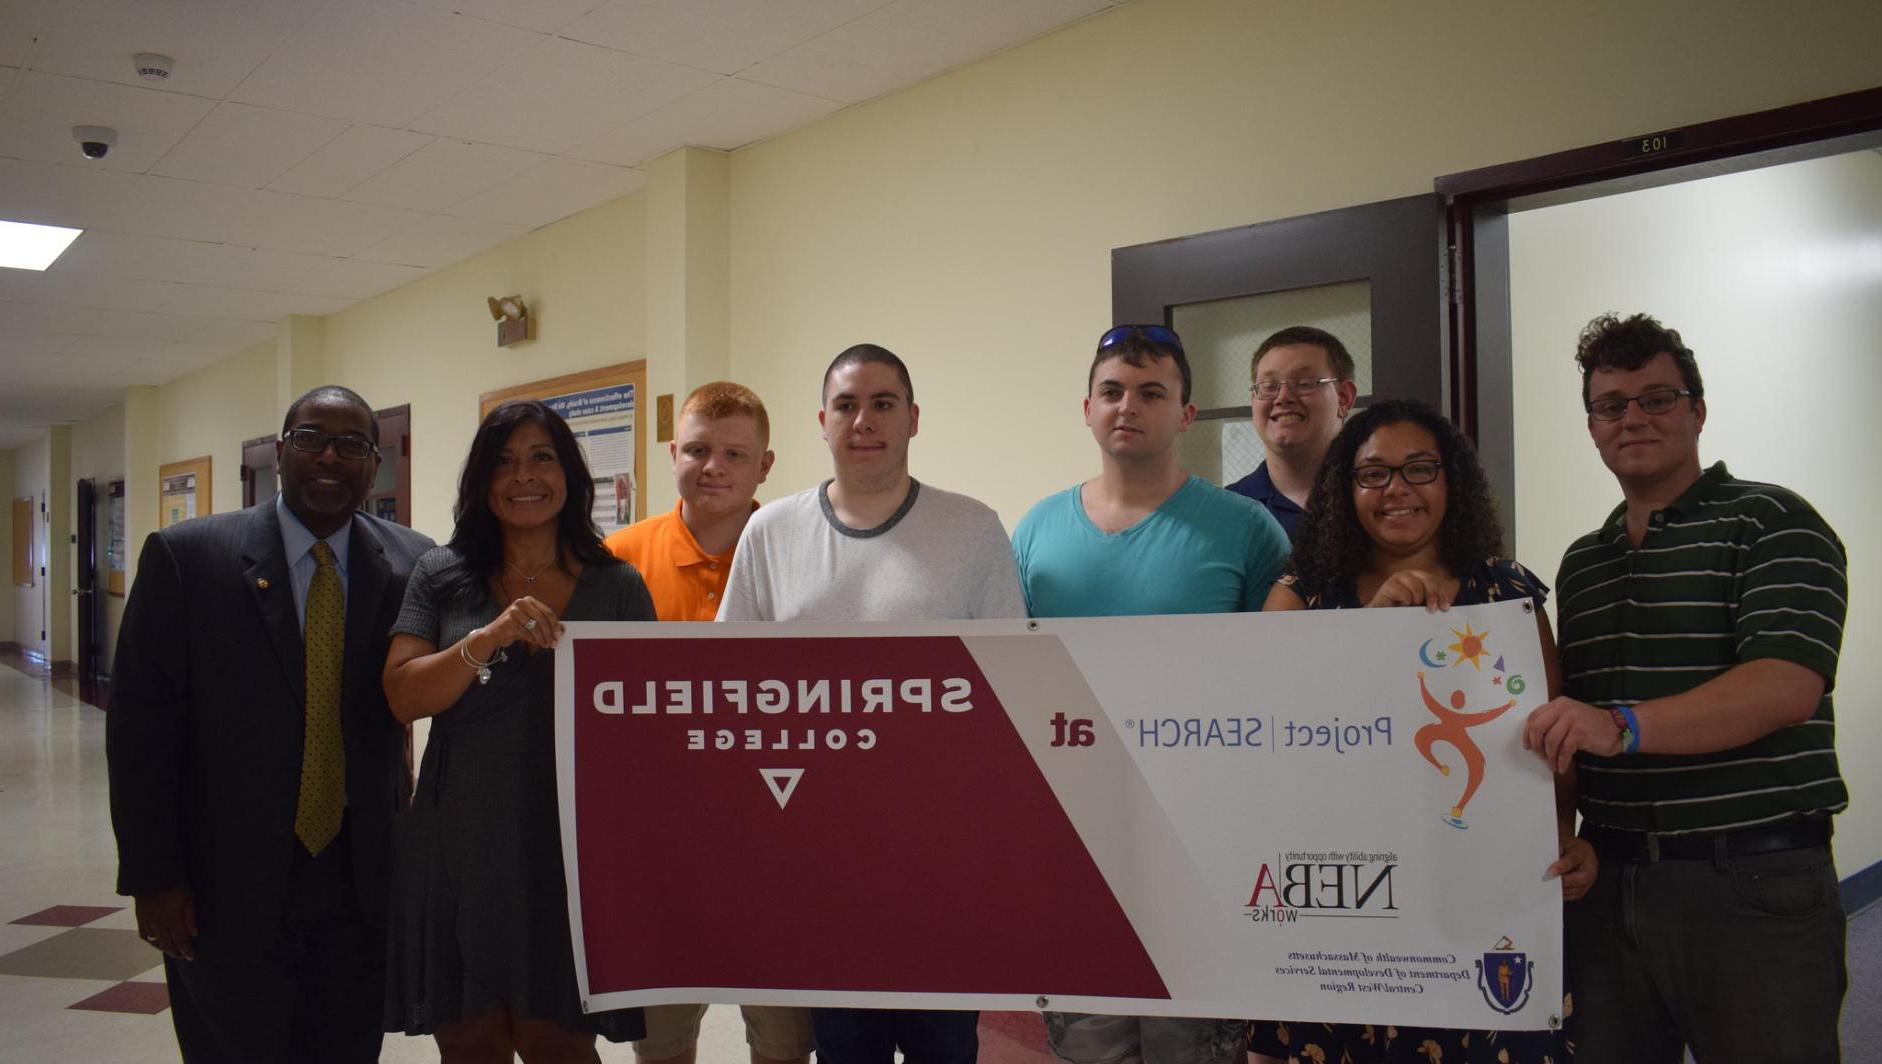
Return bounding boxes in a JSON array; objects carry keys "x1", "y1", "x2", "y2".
[{"x1": 108, "y1": 385, "x2": 433, "y2": 1063}]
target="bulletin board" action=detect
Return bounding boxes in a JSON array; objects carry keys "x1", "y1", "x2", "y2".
[
  {"x1": 107, "y1": 479, "x2": 126, "y2": 596},
  {"x1": 158, "y1": 456, "x2": 212, "y2": 530},
  {"x1": 479, "y1": 361, "x2": 647, "y2": 534}
]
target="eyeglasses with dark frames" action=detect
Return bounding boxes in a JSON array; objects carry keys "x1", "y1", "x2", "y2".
[
  {"x1": 282, "y1": 428, "x2": 379, "y2": 461},
  {"x1": 1352, "y1": 459, "x2": 1443, "y2": 490},
  {"x1": 1251, "y1": 377, "x2": 1341, "y2": 401},
  {"x1": 1586, "y1": 388, "x2": 1694, "y2": 421},
  {"x1": 1097, "y1": 324, "x2": 1184, "y2": 355}
]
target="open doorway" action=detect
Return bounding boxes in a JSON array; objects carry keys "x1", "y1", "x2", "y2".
[{"x1": 1439, "y1": 89, "x2": 1882, "y2": 902}]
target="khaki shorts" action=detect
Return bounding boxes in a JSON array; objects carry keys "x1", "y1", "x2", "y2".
[{"x1": 634, "y1": 1003, "x2": 816, "y2": 1061}]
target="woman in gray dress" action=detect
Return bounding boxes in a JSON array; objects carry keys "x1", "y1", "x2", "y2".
[{"x1": 383, "y1": 400, "x2": 653, "y2": 1062}]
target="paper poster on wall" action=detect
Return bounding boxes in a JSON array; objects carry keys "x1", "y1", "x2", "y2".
[
  {"x1": 541, "y1": 383, "x2": 637, "y2": 533},
  {"x1": 157, "y1": 457, "x2": 212, "y2": 531},
  {"x1": 107, "y1": 480, "x2": 126, "y2": 596},
  {"x1": 161, "y1": 474, "x2": 197, "y2": 529}
]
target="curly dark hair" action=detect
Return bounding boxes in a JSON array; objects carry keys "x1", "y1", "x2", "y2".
[
  {"x1": 1574, "y1": 312, "x2": 1704, "y2": 409},
  {"x1": 439, "y1": 399, "x2": 619, "y2": 607},
  {"x1": 1287, "y1": 399, "x2": 1505, "y2": 598}
]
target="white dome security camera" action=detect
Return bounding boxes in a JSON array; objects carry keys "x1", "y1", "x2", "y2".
[{"x1": 72, "y1": 125, "x2": 118, "y2": 160}]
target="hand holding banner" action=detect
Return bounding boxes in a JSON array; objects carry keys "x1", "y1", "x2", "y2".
[{"x1": 556, "y1": 598, "x2": 1564, "y2": 1030}]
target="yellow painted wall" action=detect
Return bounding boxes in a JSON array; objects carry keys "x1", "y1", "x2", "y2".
[
  {"x1": 726, "y1": 0, "x2": 1882, "y2": 524},
  {"x1": 147, "y1": 343, "x2": 277, "y2": 518},
  {"x1": 321, "y1": 192, "x2": 653, "y2": 542}
]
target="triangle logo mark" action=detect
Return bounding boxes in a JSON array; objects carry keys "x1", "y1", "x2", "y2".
[{"x1": 760, "y1": 768, "x2": 804, "y2": 810}]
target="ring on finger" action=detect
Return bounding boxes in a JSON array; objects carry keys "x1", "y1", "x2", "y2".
[{"x1": 523, "y1": 618, "x2": 538, "y2": 631}]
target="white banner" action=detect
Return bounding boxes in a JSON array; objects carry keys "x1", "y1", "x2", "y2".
[{"x1": 556, "y1": 599, "x2": 1564, "y2": 1030}]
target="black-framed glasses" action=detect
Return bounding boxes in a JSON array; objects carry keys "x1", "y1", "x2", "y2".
[
  {"x1": 283, "y1": 428, "x2": 378, "y2": 461},
  {"x1": 1098, "y1": 324, "x2": 1184, "y2": 354},
  {"x1": 1353, "y1": 459, "x2": 1442, "y2": 490},
  {"x1": 1251, "y1": 377, "x2": 1341, "y2": 401},
  {"x1": 1586, "y1": 388, "x2": 1694, "y2": 421}
]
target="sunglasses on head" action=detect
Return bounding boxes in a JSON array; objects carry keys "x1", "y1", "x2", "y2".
[{"x1": 1097, "y1": 324, "x2": 1184, "y2": 355}]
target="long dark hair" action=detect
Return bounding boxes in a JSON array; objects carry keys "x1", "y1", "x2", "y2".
[
  {"x1": 1287, "y1": 399, "x2": 1504, "y2": 597},
  {"x1": 441, "y1": 400, "x2": 617, "y2": 606}
]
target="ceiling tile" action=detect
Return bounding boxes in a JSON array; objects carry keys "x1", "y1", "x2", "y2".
[
  {"x1": 0, "y1": 301, "x2": 206, "y2": 343},
  {"x1": 446, "y1": 157, "x2": 646, "y2": 228},
  {"x1": 47, "y1": 231, "x2": 339, "y2": 294},
  {"x1": 0, "y1": 66, "x2": 18, "y2": 101},
  {"x1": 403, "y1": 0, "x2": 606, "y2": 34},
  {"x1": 355, "y1": 213, "x2": 526, "y2": 268},
  {"x1": 56, "y1": 169, "x2": 432, "y2": 258},
  {"x1": 229, "y1": 0, "x2": 545, "y2": 126},
  {"x1": 24, "y1": 0, "x2": 320, "y2": 99},
  {"x1": 151, "y1": 102, "x2": 350, "y2": 189},
  {"x1": 0, "y1": 158, "x2": 411, "y2": 262},
  {"x1": 265, "y1": 124, "x2": 433, "y2": 198},
  {"x1": 295, "y1": 258, "x2": 432, "y2": 301},
  {"x1": 125, "y1": 281, "x2": 352, "y2": 322},
  {"x1": 187, "y1": 318, "x2": 279, "y2": 346},
  {"x1": 410, "y1": 35, "x2": 717, "y2": 154},
  {"x1": 0, "y1": 70, "x2": 216, "y2": 173},
  {"x1": 0, "y1": 269, "x2": 157, "y2": 312},
  {"x1": 562, "y1": 0, "x2": 887, "y2": 76},
  {"x1": 49, "y1": 231, "x2": 240, "y2": 283},
  {"x1": 567, "y1": 77, "x2": 841, "y2": 167},
  {"x1": 0, "y1": 0, "x2": 56, "y2": 68},
  {"x1": 341, "y1": 138, "x2": 546, "y2": 211},
  {"x1": 0, "y1": 327, "x2": 80, "y2": 357},
  {"x1": 13, "y1": 346, "x2": 147, "y2": 374},
  {"x1": 63, "y1": 334, "x2": 242, "y2": 367},
  {"x1": 743, "y1": 0, "x2": 1111, "y2": 103}
]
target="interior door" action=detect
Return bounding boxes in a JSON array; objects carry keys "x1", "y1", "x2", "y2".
[
  {"x1": 75, "y1": 478, "x2": 98, "y2": 684},
  {"x1": 1111, "y1": 194, "x2": 1446, "y2": 488}
]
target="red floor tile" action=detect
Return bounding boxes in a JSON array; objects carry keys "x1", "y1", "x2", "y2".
[
  {"x1": 69, "y1": 980, "x2": 170, "y2": 1015},
  {"x1": 11, "y1": 905, "x2": 122, "y2": 927}
]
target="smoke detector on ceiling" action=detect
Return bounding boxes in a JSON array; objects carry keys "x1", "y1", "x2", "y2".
[{"x1": 134, "y1": 53, "x2": 173, "y2": 81}]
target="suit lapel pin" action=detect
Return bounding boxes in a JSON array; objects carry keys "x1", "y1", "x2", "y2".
[{"x1": 257, "y1": 578, "x2": 271, "y2": 589}]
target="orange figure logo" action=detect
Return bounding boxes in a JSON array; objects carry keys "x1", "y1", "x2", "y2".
[{"x1": 1414, "y1": 670, "x2": 1515, "y2": 829}]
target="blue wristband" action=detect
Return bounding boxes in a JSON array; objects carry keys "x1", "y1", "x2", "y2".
[{"x1": 1612, "y1": 703, "x2": 1641, "y2": 755}]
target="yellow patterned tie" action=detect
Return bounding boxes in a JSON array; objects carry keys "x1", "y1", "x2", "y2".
[{"x1": 296, "y1": 541, "x2": 345, "y2": 856}]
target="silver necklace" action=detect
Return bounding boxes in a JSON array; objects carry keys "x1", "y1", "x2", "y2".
[{"x1": 505, "y1": 557, "x2": 555, "y2": 584}]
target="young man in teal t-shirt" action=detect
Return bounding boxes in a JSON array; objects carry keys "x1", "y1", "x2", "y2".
[{"x1": 1011, "y1": 324, "x2": 1288, "y2": 1064}]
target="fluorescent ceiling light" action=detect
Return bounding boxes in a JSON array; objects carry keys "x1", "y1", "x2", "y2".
[{"x1": 0, "y1": 219, "x2": 84, "y2": 271}]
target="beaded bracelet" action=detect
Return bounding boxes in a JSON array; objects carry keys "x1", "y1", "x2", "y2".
[{"x1": 1607, "y1": 703, "x2": 1641, "y2": 755}]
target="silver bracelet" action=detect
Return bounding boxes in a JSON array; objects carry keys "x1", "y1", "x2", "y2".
[{"x1": 459, "y1": 630, "x2": 506, "y2": 685}]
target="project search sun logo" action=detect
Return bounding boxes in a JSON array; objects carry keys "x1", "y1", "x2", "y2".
[{"x1": 1412, "y1": 619, "x2": 1528, "y2": 830}]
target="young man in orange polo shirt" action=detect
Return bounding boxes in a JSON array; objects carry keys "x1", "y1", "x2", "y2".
[
  {"x1": 602, "y1": 381, "x2": 806, "y2": 1064},
  {"x1": 606, "y1": 382, "x2": 778, "y2": 622}
]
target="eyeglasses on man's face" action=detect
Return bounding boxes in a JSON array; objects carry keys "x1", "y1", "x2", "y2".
[
  {"x1": 1586, "y1": 388, "x2": 1694, "y2": 422},
  {"x1": 1251, "y1": 377, "x2": 1340, "y2": 402},
  {"x1": 1352, "y1": 459, "x2": 1443, "y2": 490},
  {"x1": 283, "y1": 428, "x2": 378, "y2": 461}
]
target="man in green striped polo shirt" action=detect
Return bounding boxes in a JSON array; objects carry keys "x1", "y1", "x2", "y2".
[{"x1": 1522, "y1": 313, "x2": 1848, "y2": 1063}]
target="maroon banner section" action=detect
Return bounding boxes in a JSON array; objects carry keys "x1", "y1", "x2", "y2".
[{"x1": 571, "y1": 636, "x2": 1168, "y2": 1000}]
